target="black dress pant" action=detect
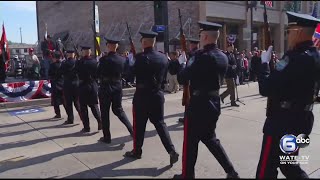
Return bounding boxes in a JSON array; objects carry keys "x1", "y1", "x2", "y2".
[
  {"x1": 132, "y1": 90, "x2": 175, "y2": 155},
  {"x1": 99, "y1": 85, "x2": 133, "y2": 139},
  {"x1": 80, "y1": 104, "x2": 101, "y2": 130},
  {"x1": 181, "y1": 96, "x2": 236, "y2": 178},
  {"x1": 63, "y1": 86, "x2": 81, "y2": 122}
]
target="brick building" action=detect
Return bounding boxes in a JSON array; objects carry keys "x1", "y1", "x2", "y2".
[
  {"x1": 37, "y1": 1, "x2": 199, "y2": 53},
  {"x1": 37, "y1": 1, "x2": 317, "y2": 56}
]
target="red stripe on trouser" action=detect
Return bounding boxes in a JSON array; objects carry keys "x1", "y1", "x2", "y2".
[
  {"x1": 182, "y1": 116, "x2": 188, "y2": 178},
  {"x1": 258, "y1": 136, "x2": 273, "y2": 179},
  {"x1": 132, "y1": 105, "x2": 137, "y2": 152}
]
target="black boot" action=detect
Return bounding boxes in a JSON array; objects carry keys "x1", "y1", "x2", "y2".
[
  {"x1": 170, "y1": 151, "x2": 179, "y2": 167},
  {"x1": 178, "y1": 118, "x2": 184, "y2": 123},
  {"x1": 226, "y1": 171, "x2": 240, "y2": 179},
  {"x1": 124, "y1": 150, "x2": 142, "y2": 159},
  {"x1": 80, "y1": 128, "x2": 90, "y2": 133},
  {"x1": 172, "y1": 174, "x2": 183, "y2": 179},
  {"x1": 99, "y1": 137, "x2": 111, "y2": 144},
  {"x1": 231, "y1": 102, "x2": 239, "y2": 107}
]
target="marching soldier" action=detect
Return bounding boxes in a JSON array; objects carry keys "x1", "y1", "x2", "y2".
[
  {"x1": 76, "y1": 46, "x2": 102, "y2": 132},
  {"x1": 124, "y1": 31, "x2": 179, "y2": 167},
  {"x1": 256, "y1": 12, "x2": 320, "y2": 179},
  {"x1": 178, "y1": 38, "x2": 200, "y2": 123},
  {"x1": 97, "y1": 38, "x2": 133, "y2": 143},
  {"x1": 60, "y1": 49, "x2": 82, "y2": 125},
  {"x1": 49, "y1": 51, "x2": 65, "y2": 119},
  {"x1": 173, "y1": 21, "x2": 239, "y2": 179}
]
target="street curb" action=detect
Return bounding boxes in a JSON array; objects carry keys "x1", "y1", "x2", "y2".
[{"x1": 0, "y1": 87, "x2": 136, "y2": 110}]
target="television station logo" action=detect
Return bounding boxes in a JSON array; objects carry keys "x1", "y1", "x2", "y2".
[{"x1": 279, "y1": 134, "x2": 310, "y2": 165}]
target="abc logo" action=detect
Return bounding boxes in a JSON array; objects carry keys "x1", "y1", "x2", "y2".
[{"x1": 280, "y1": 134, "x2": 310, "y2": 154}]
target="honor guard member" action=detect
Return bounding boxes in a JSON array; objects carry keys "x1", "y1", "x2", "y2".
[
  {"x1": 256, "y1": 12, "x2": 320, "y2": 179},
  {"x1": 49, "y1": 51, "x2": 66, "y2": 119},
  {"x1": 124, "y1": 30, "x2": 179, "y2": 167},
  {"x1": 173, "y1": 21, "x2": 239, "y2": 179},
  {"x1": 60, "y1": 49, "x2": 82, "y2": 124},
  {"x1": 97, "y1": 37, "x2": 133, "y2": 143},
  {"x1": 178, "y1": 38, "x2": 200, "y2": 123},
  {"x1": 76, "y1": 46, "x2": 102, "y2": 132}
]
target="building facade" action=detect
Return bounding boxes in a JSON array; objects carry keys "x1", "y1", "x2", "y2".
[
  {"x1": 37, "y1": 1, "x2": 316, "y2": 56},
  {"x1": 9, "y1": 44, "x2": 37, "y2": 59}
]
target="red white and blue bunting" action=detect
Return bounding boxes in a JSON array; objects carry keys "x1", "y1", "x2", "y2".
[{"x1": 0, "y1": 80, "x2": 51, "y2": 103}]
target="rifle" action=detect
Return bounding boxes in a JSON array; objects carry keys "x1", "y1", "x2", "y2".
[
  {"x1": 91, "y1": 24, "x2": 101, "y2": 56},
  {"x1": 126, "y1": 22, "x2": 136, "y2": 56},
  {"x1": 70, "y1": 38, "x2": 80, "y2": 59},
  {"x1": 178, "y1": 9, "x2": 189, "y2": 107},
  {"x1": 262, "y1": 1, "x2": 273, "y2": 116}
]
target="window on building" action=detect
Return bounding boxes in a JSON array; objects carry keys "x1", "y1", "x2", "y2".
[
  {"x1": 24, "y1": 48, "x2": 28, "y2": 53},
  {"x1": 15, "y1": 49, "x2": 19, "y2": 54}
]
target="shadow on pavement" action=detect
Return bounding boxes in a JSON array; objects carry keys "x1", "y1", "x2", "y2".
[
  {"x1": 63, "y1": 158, "x2": 171, "y2": 178},
  {"x1": 0, "y1": 122, "x2": 183, "y2": 174}
]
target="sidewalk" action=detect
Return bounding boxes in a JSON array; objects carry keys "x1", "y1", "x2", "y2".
[{"x1": 0, "y1": 82, "x2": 319, "y2": 178}]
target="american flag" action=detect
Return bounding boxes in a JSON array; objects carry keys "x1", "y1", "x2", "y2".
[
  {"x1": 261, "y1": 1, "x2": 273, "y2": 7},
  {"x1": 313, "y1": 23, "x2": 320, "y2": 48}
]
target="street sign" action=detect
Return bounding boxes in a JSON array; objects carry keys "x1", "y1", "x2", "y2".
[
  {"x1": 8, "y1": 107, "x2": 45, "y2": 116},
  {"x1": 153, "y1": 25, "x2": 165, "y2": 33},
  {"x1": 95, "y1": 5, "x2": 99, "y2": 33}
]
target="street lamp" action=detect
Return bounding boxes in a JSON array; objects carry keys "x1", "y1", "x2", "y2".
[{"x1": 247, "y1": 1, "x2": 257, "y2": 51}]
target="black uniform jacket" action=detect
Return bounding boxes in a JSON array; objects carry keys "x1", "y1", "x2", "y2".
[
  {"x1": 258, "y1": 41, "x2": 320, "y2": 135},
  {"x1": 76, "y1": 56, "x2": 99, "y2": 105}
]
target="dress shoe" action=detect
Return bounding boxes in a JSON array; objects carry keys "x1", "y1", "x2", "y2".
[
  {"x1": 231, "y1": 102, "x2": 239, "y2": 107},
  {"x1": 63, "y1": 120, "x2": 73, "y2": 125},
  {"x1": 226, "y1": 171, "x2": 240, "y2": 179},
  {"x1": 124, "y1": 150, "x2": 142, "y2": 159},
  {"x1": 53, "y1": 114, "x2": 61, "y2": 119},
  {"x1": 178, "y1": 118, "x2": 184, "y2": 123},
  {"x1": 173, "y1": 174, "x2": 183, "y2": 179},
  {"x1": 170, "y1": 151, "x2": 179, "y2": 167},
  {"x1": 80, "y1": 128, "x2": 90, "y2": 133},
  {"x1": 99, "y1": 137, "x2": 111, "y2": 144}
]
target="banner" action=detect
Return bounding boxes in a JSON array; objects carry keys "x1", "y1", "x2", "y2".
[
  {"x1": 0, "y1": 80, "x2": 51, "y2": 103},
  {"x1": 227, "y1": 34, "x2": 237, "y2": 44}
]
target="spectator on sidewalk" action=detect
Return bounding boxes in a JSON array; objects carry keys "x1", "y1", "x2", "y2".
[
  {"x1": 165, "y1": 51, "x2": 180, "y2": 93},
  {"x1": 220, "y1": 43, "x2": 239, "y2": 107}
]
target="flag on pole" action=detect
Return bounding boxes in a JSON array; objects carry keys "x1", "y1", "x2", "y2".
[
  {"x1": 312, "y1": 1, "x2": 318, "y2": 18},
  {"x1": 0, "y1": 22, "x2": 10, "y2": 71},
  {"x1": 313, "y1": 23, "x2": 320, "y2": 48}
]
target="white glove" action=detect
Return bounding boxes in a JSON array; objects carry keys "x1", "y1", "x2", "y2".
[
  {"x1": 97, "y1": 52, "x2": 104, "y2": 61},
  {"x1": 178, "y1": 51, "x2": 187, "y2": 64},
  {"x1": 232, "y1": 65, "x2": 237, "y2": 69},
  {"x1": 261, "y1": 46, "x2": 273, "y2": 64}
]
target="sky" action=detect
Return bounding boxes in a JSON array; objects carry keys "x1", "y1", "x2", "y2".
[{"x1": 0, "y1": 1, "x2": 37, "y2": 44}]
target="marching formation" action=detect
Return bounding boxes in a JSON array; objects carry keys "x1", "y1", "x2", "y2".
[{"x1": 31, "y1": 10, "x2": 320, "y2": 179}]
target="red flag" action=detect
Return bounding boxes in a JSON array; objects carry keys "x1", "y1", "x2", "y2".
[{"x1": 0, "y1": 23, "x2": 10, "y2": 71}]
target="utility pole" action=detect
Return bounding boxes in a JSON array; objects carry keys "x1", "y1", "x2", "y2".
[
  {"x1": 93, "y1": 0, "x2": 97, "y2": 58},
  {"x1": 247, "y1": 1, "x2": 257, "y2": 51},
  {"x1": 20, "y1": 27, "x2": 22, "y2": 44}
]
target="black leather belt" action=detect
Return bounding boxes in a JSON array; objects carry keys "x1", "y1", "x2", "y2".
[
  {"x1": 136, "y1": 84, "x2": 161, "y2": 89},
  {"x1": 192, "y1": 90, "x2": 220, "y2": 97},
  {"x1": 280, "y1": 101, "x2": 313, "y2": 111},
  {"x1": 101, "y1": 77, "x2": 121, "y2": 83}
]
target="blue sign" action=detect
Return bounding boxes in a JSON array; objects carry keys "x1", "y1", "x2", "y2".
[
  {"x1": 8, "y1": 107, "x2": 45, "y2": 116},
  {"x1": 153, "y1": 25, "x2": 165, "y2": 33}
]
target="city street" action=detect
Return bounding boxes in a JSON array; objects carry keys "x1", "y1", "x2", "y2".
[{"x1": 0, "y1": 82, "x2": 320, "y2": 178}]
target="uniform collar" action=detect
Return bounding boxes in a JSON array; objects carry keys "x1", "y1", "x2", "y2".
[
  {"x1": 293, "y1": 40, "x2": 314, "y2": 51},
  {"x1": 108, "y1": 51, "x2": 116, "y2": 55},
  {"x1": 143, "y1": 47, "x2": 154, "y2": 53},
  {"x1": 203, "y1": 43, "x2": 217, "y2": 50}
]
